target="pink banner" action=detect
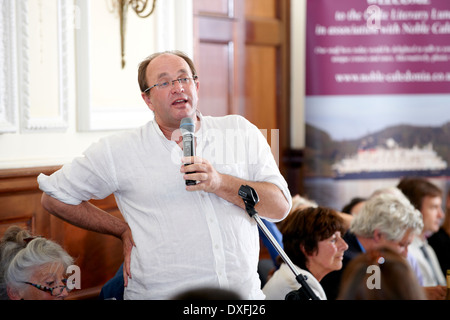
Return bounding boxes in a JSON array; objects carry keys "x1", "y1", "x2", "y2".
[{"x1": 306, "y1": 0, "x2": 450, "y2": 95}]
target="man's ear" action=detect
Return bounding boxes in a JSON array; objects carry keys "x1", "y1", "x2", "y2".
[
  {"x1": 299, "y1": 244, "x2": 308, "y2": 257},
  {"x1": 141, "y1": 92, "x2": 155, "y2": 112},
  {"x1": 195, "y1": 78, "x2": 200, "y2": 90}
]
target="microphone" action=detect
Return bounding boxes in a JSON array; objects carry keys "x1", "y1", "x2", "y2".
[
  {"x1": 180, "y1": 117, "x2": 196, "y2": 186},
  {"x1": 238, "y1": 185, "x2": 320, "y2": 301}
]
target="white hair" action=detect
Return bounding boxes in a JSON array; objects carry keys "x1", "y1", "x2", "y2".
[
  {"x1": 291, "y1": 194, "x2": 318, "y2": 211},
  {"x1": 350, "y1": 192, "x2": 423, "y2": 241}
]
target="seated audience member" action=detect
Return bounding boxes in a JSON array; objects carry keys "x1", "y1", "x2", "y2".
[
  {"x1": 0, "y1": 226, "x2": 74, "y2": 300},
  {"x1": 370, "y1": 186, "x2": 410, "y2": 203},
  {"x1": 369, "y1": 187, "x2": 425, "y2": 286},
  {"x1": 262, "y1": 206, "x2": 348, "y2": 300},
  {"x1": 258, "y1": 219, "x2": 283, "y2": 287},
  {"x1": 99, "y1": 263, "x2": 124, "y2": 300},
  {"x1": 337, "y1": 247, "x2": 426, "y2": 300},
  {"x1": 321, "y1": 192, "x2": 424, "y2": 300},
  {"x1": 428, "y1": 188, "x2": 450, "y2": 275},
  {"x1": 290, "y1": 194, "x2": 318, "y2": 211},
  {"x1": 341, "y1": 197, "x2": 366, "y2": 216},
  {"x1": 263, "y1": 194, "x2": 318, "y2": 265},
  {"x1": 397, "y1": 177, "x2": 446, "y2": 288},
  {"x1": 259, "y1": 195, "x2": 319, "y2": 286}
]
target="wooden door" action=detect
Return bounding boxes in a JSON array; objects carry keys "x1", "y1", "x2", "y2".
[
  {"x1": 193, "y1": 0, "x2": 290, "y2": 173},
  {"x1": 193, "y1": 0, "x2": 246, "y2": 117}
]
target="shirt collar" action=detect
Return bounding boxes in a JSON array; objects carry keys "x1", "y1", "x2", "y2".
[{"x1": 151, "y1": 110, "x2": 203, "y2": 140}]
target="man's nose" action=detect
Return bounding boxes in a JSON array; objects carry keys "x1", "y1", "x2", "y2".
[{"x1": 171, "y1": 80, "x2": 184, "y2": 93}]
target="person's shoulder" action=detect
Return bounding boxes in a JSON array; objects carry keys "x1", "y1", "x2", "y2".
[
  {"x1": 91, "y1": 122, "x2": 152, "y2": 152},
  {"x1": 202, "y1": 114, "x2": 246, "y2": 122},
  {"x1": 203, "y1": 114, "x2": 255, "y2": 129},
  {"x1": 109, "y1": 121, "x2": 151, "y2": 141}
]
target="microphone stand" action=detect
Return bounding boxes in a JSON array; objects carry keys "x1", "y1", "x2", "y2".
[{"x1": 238, "y1": 185, "x2": 320, "y2": 300}]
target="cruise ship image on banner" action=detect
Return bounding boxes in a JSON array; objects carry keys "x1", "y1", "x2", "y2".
[{"x1": 332, "y1": 138, "x2": 450, "y2": 179}]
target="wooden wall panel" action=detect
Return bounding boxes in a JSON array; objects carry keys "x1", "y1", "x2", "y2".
[
  {"x1": 194, "y1": 0, "x2": 245, "y2": 117},
  {"x1": 245, "y1": 0, "x2": 276, "y2": 18},
  {"x1": 244, "y1": 0, "x2": 291, "y2": 179},
  {"x1": 244, "y1": 45, "x2": 277, "y2": 131},
  {"x1": 197, "y1": 42, "x2": 232, "y2": 117},
  {"x1": 195, "y1": 0, "x2": 230, "y2": 16}
]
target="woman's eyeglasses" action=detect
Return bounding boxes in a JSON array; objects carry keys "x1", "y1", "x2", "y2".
[{"x1": 22, "y1": 279, "x2": 71, "y2": 296}]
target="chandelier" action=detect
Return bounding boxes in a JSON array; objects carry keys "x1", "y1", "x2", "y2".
[{"x1": 107, "y1": 0, "x2": 157, "y2": 68}]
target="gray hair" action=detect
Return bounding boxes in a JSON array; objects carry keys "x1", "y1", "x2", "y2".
[
  {"x1": 350, "y1": 192, "x2": 423, "y2": 241},
  {"x1": 0, "y1": 226, "x2": 73, "y2": 300}
]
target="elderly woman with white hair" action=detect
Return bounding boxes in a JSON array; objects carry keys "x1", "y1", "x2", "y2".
[{"x1": 0, "y1": 226, "x2": 74, "y2": 300}]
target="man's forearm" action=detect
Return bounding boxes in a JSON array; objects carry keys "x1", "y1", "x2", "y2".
[
  {"x1": 41, "y1": 193, "x2": 129, "y2": 239},
  {"x1": 214, "y1": 174, "x2": 290, "y2": 220},
  {"x1": 182, "y1": 157, "x2": 291, "y2": 220}
]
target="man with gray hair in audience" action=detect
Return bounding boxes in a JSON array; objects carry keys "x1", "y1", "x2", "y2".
[
  {"x1": 321, "y1": 192, "x2": 424, "y2": 299},
  {"x1": 397, "y1": 177, "x2": 447, "y2": 299}
]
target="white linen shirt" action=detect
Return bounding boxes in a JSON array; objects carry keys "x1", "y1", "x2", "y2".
[{"x1": 38, "y1": 114, "x2": 291, "y2": 300}]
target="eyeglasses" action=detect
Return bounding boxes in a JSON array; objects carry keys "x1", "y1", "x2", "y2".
[
  {"x1": 143, "y1": 76, "x2": 198, "y2": 94},
  {"x1": 22, "y1": 279, "x2": 71, "y2": 296}
]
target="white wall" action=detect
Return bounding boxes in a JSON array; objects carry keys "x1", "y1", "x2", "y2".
[{"x1": 0, "y1": 0, "x2": 193, "y2": 169}]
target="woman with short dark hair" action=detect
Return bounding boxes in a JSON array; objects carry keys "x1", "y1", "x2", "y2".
[{"x1": 262, "y1": 206, "x2": 348, "y2": 300}]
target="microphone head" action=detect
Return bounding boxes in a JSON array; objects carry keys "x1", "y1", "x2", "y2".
[{"x1": 180, "y1": 117, "x2": 195, "y2": 135}]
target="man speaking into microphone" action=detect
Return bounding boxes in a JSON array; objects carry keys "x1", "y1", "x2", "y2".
[{"x1": 37, "y1": 51, "x2": 291, "y2": 300}]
